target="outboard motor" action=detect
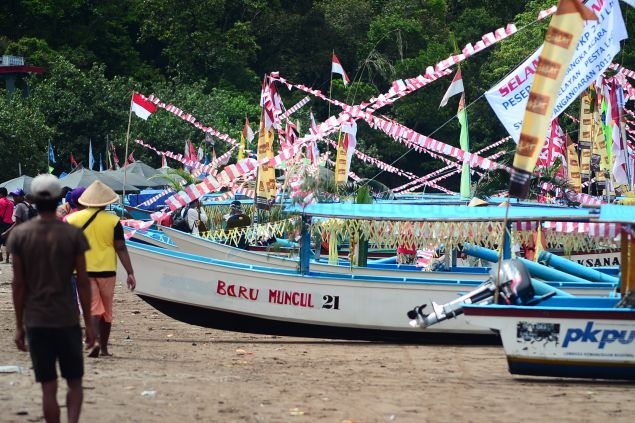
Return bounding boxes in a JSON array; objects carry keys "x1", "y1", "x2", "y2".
[{"x1": 408, "y1": 259, "x2": 534, "y2": 329}]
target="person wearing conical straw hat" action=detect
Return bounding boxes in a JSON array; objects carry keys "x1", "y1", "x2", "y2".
[{"x1": 67, "y1": 181, "x2": 136, "y2": 358}]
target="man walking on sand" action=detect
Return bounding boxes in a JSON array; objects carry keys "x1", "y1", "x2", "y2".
[
  {"x1": 67, "y1": 180, "x2": 136, "y2": 357},
  {"x1": 8, "y1": 174, "x2": 95, "y2": 423}
]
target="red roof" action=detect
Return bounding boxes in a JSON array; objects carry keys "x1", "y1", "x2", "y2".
[{"x1": 0, "y1": 65, "x2": 44, "y2": 75}]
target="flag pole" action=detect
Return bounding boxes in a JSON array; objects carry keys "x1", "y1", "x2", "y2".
[
  {"x1": 327, "y1": 50, "x2": 335, "y2": 155},
  {"x1": 122, "y1": 91, "x2": 134, "y2": 216}
]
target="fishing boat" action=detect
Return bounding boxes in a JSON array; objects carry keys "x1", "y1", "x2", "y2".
[
  {"x1": 408, "y1": 204, "x2": 634, "y2": 378},
  {"x1": 128, "y1": 203, "x2": 618, "y2": 342},
  {"x1": 464, "y1": 204, "x2": 635, "y2": 380}
]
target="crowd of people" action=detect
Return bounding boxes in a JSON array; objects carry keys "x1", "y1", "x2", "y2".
[
  {"x1": 4, "y1": 175, "x2": 136, "y2": 423},
  {"x1": 5, "y1": 175, "x2": 258, "y2": 422}
]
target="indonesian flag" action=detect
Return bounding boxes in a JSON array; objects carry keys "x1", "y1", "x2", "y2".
[
  {"x1": 439, "y1": 69, "x2": 464, "y2": 107},
  {"x1": 331, "y1": 53, "x2": 350, "y2": 86},
  {"x1": 131, "y1": 92, "x2": 157, "y2": 120},
  {"x1": 127, "y1": 152, "x2": 135, "y2": 164}
]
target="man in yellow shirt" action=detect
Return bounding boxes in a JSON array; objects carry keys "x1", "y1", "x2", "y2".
[{"x1": 67, "y1": 181, "x2": 136, "y2": 357}]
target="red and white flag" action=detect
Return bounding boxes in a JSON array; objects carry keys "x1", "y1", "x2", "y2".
[
  {"x1": 131, "y1": 92, "x2": 157, "y2": 120},
  {"x1": 439, "y1": 69, "x2": 464, "y2": 107},
  {"x1": 127, "y1": 152, "x2": 135, "y2": 164},
  {"x1": 331, "y1": 53, "x2": 350, "y2": 86}
]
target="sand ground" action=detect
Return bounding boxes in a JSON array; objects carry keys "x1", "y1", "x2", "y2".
[{"x1": 1, "y1": 261, "x2": 634, "y2": 423}]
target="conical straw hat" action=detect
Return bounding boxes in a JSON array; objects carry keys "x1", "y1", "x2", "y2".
[
  {"x1": 498, "y1": 201, "x2": 510, "y2": 207},
  {"x1": 468, "y1": 197, "x2": 488, "y2": 207},
  {"x1": 78, "y1": 180, "x2": 119, "y2": 207}
]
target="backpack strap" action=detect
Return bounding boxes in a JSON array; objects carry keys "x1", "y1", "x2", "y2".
[
  {"x1": 182, "y1": 206, "x2": 193, "y2": 231},
  {"x1": 81, "y1": 209, "x2": 102, "y2": 231}
]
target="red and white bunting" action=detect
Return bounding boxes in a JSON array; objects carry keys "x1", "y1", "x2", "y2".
[
  {"x1": 121, "y1": 219, "x2": 155, "y2": 232},
  {"x1": 162, "y1": 158, "x2": 259, "y2": 211},
  {"x1": 543, "y1": 221, "x2": 620, "y2": 238},
  {"x1": 138, "y1": 188, "x2": 174, "y2": 208},
  {"x1": 134, "y1": 139, "x2": 235, "y2": 176},
  {"x1": 145, "y1": 95, "x2": 240, "y2": 148}
]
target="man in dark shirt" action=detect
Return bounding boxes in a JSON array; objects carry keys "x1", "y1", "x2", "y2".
[
  {"x1": 9, "y1": 174, "x2": 95, "y2": 423},
  {"x1": 224, "y1": 200, "x2": 251, "y2": 249}
]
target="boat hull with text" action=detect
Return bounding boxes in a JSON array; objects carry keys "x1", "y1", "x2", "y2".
[
  {"x1": 127, "y1": 242, "x2": 615, "y2": 342},
  {"x1": 462, "y1": 297, "x2": 635, "y2": 380}
]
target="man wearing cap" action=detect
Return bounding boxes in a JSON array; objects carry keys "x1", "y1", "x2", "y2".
[
  {"x1": 8, "y1": 174, "x2": 95, "y2": 423},
  {"x1": 225, "y1": 200, "x2": 251, "y2": 249},
  {"x1": 11, "y1": 188, "x2": 29, "y2": 222},
  {"x1": 0, "y1": 187, "x2": 14, "y2": 263},
  {"x1": 66, "y1": 180, "x2": 136, "y2": 358}
]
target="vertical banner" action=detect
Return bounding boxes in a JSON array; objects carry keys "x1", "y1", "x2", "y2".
[
  {"x1": 566, "y1": 133, "x2": 582, "y2": 192},
  {"x1": 580, "y1": 93, "x2": 593, "y2": 184},
  {"x1": 334, "y1": 131, "x2": 349, "y2": 184},
  {"x1": 255, "y1": 108, "x2": 276, "y2": 209},
  {"x1": 592, "y1": 111, "x2": 609, "y2": 192},
  {"x1": 334, "y1": 121, "x2": 357, "y2": 184},
  {"x1": 509, "y1": 0, "x2": 596, "y2": 198}
]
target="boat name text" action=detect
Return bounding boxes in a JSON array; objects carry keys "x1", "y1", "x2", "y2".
[
  {"x1": 562, "y1": 322, "x2": 635, "y2": 349},
  {"x1": 216, "y1": 281, "x2": 339, "y2": 310}
]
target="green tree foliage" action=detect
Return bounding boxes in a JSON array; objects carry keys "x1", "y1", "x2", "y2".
[{"x1": 0, "y1": 95, "x2": 52, "y2": 180}]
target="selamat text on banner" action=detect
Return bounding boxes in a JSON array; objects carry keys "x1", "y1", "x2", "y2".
[
  {"x1": 509, "y1": 0, "x2": 597, "y2": 199},
  {"x1": 485, "y1": 0, "x2": 626, "y2": 143}
]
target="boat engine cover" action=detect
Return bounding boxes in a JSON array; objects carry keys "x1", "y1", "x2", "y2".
[{"x1": 495, "y1": 259, "x2": 534, "y2": 305}]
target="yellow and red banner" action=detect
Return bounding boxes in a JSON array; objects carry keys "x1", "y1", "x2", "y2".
[{"x1": 509, "y1": 0, "x2": 596, "y2": 198}]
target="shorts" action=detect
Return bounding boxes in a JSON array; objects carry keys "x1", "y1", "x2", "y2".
[
  {"x1": 26, "y1": 326, "x2": 84, "y2": 383},
  {"x1": 90, "y1": 276, "x2": 116, "y2": 322}
]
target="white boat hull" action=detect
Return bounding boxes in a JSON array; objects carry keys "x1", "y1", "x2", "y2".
[
  {"x1": 126, "y1": 242, "x2": 615, "y2": 342},
  {"x1": 463, "y1": 298, "x2": 635, "y2": 380}
]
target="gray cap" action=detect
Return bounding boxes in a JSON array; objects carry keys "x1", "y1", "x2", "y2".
[{"x1": 31, "y1": 174, "x2": 63, "y2": 200}]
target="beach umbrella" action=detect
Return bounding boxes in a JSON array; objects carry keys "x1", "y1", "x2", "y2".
[
  {"x1": 60, "y1": 168, "x2": 140, "y2": 193},
  {"x1": 104, "y1": 170, "x2": 164, "y2": 189},
  {"x1": 0, "y1": 175, "x2": 34, "y2": 194}
]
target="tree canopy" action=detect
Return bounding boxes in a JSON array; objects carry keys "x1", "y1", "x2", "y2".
[{"x1": 1, "y1": 0, "x2": 633, "y2": 191}]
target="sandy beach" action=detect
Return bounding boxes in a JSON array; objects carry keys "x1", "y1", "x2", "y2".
[{"x1": 1, "y1": 262, "x2": 634, "y2": 423}]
